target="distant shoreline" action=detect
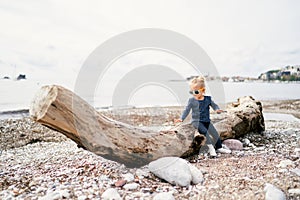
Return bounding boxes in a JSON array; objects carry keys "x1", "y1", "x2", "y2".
[
  {"x1": 0, "y1": 109, "x2": 29, "y2": 120},
  {"x1": 1, "y1": 98, "x2": 299, "y2": 120}
]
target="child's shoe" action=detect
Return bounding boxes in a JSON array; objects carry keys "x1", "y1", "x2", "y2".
[
  {"x1": 207, "y1": 144, "x2": 217, "y2": 157},
  {"x1": 216, "y1": 147, "x2": 231, "y2": 154}
]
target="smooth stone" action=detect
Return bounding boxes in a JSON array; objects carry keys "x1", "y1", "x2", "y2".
[
  {"x1": 60, "y1": 190, "x2": 70, "y2": 199},
  {"x1": 153, "y1": 192, "x2": 175, "y2": 200},
  {"x1": 264, "y1": 183, "x2": 286, "y2": 200},
  {"x1": 123, "y1": 183, "x2": 139, "y2": 190},
  {"x1": 188, "y1": 164, "x2": 204, "y2": 184},
  {"x1": 295, "y1": 148, "x2": 300, "y2": 156},
  {"x1": 149, "y1": 157, "x2": 192, "y2": 187},
  {"x1": 277, "y1": 159, "x2": 295, "y2": 168},
  {"x1": 122, "y1": 173, "x2": 135, "y2": 182},
  {"x1": 40, "y1": 190, "x2": 61, "y2": 200},
  {"x1": 278, "y1": 169, "x2": 288, "y2": 173},
  {"x1": 78, "y1": 195, "x2": 87, "y2": 200},
  {"x1": 115, "y1": 179, "x2": 127, "y2": 187},
  {"x1": 284, "y1": 128, "x2": 294, "y2": 135},
  {"x1": 255, "y1": 147, "x2": 265, "y2": 151},
  {"x1": 36, "y1": 187, "x2": 46, "y2": 193},
  {"x1": 131, "y1": 191, "x2": 149, "y2": 198},
  {"x1": 249, "y1": 143, "x2": 256, "y2": 148},
  {"x1": 243, "y1": 138, "x2": 251, "y2": 146},
  {"x1": 223, "y1": 139, "x2": 243, "y2": 150},
  {"x1": 101, "y1": 188, "x2": 121, "y2": 200},
  {"x1": 288, "y1": 188, "x2": 300, "y2": 195},
  {"x1": 136, "y1": 169, "x2": 149, "y2": 179},
  {"x1": 290, "y1": 168, "x2": 300, "y2": 177}
]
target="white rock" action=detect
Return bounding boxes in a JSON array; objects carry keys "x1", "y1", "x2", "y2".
[
  {"x1": 153, "y1": 192, "x2": 175, "y2": 200},
  {"x1": 278, "y1": 169, "x2": 288, "y2": 173},
  {"x1": 131, "y1": 191, "x2": 149, "y2": 198},
  {"x1": 44, "y1": 165, "x2": 51, "y2": 170},
  {"x1": 209, "y1": 184, "x2": 220, "y2": 189},
  {"x1": 243, "y1": 138, "x2": 251, "y2": 146},
  {"x1": 148, "y1": 157, "x2": 192, "y2": 187},
  {"x1": 135, "y1": 169, "x2": 149, "y2": 179},
  {"x1": 78, "y1": 195, "x2": 88, "y2": 200},
  {"x1": 254, "y1": 147, "x2": 265, "y2": 151},
  {"x1": 242, "y1": 176, "x2": 252, "y2": 181},
  {"x1": 277, "y1": 159, "x2": 295, "y2": 168},
  {"x1": 295, "y1": 148, "x2": 300, "y2": 156},
  {"x1": 36, "y1": 187, "x2": 46, "y2": 193},
  {"x1": 188, "y1": 164, "x2": 204, "y2": 184},
  {"x1": 264, "y1": 183, "x2": 286, "y2": 200},
  {"x1": 59, "y1": 189, "x2": 70, "y2": 199},
  {"x1": 284, "y1": 128, "x2": 294, "y2": 135},
  {"x1": 101, "y1": 188, "x2": 121, "y2": 200},
  {"x1": 40, "y1": 190, "x2": 61, "y2": 200},
  {"x1": 290, "y1": 168, "x2": 300, "y2": 177},
  {"x1": 249, "y1": 143, "x2": 256, "y2": 148},
  {"x1": 288, "y1": 188, "x2": 300, "y2": 195},
  {"x1": 123, "y1": 183, "x2": 139, "y2": 190},
  {"x1": 122, "y1": 173, "x2": 135, "y2": 182},
  {"x1": 99, "y1": 175, "x2": 110, "y2": 181}
]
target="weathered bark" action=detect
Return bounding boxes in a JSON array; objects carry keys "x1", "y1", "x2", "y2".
[
  {"x1": 215, "y1": 96, "x2": 265, "y2": 139},
  {"x1": 29, "y1": 85, "x2": 204, "y2": 168}
]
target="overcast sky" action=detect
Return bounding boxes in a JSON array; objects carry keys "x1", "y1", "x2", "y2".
[{"x1": 0, "y1": 0, "x2": 300, "y2": 83}]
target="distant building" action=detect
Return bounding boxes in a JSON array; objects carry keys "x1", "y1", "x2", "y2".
[
  {"x1": 222, "y1": 77, "x2": 229, "y2": 82},
  {"x1": 280, "y1": 71, "x2": 291, "y2": 76},
  {"x1": 258, "y1": 69, "x2": 280, "y2": 80},
  {"x1": 283, "y1": 65, "x2": 300, "y2": 76},
  {"x1": 259, "y1": 65, "x2": 300, "y2": 81}
]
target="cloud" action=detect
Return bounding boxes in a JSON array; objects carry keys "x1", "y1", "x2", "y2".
[{"x1": 0, "y1": 0, "x2": 299, "y2": 83}]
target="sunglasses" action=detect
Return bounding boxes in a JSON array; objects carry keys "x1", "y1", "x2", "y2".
[{"x1": 189, "y1": 88, "x2": 205, "y2": 95}]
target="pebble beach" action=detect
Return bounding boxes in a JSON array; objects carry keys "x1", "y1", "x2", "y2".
[{"x1": 1, "y1": 100, "x2": 300, "y2": 200}]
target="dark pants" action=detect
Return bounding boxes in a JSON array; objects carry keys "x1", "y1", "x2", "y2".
[{"x1": 194, "y1": 121, "x2": 222, "y2": 149}]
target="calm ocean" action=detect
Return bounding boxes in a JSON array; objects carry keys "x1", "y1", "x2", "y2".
[{"x1": 0, "y1": 79, "x2": 299, "y2": 112}]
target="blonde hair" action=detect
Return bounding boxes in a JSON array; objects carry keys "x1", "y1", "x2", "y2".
[{"x1": 189, "y1": 76, "x2": 205, "y2": 88}]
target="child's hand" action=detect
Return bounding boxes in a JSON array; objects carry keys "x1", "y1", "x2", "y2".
[
  {"x1": 216, "y1": 109, "x2": 224, "y2": 114},
  {"x1": 174, "y1": 119, "x2": 183, "y2": 123}
]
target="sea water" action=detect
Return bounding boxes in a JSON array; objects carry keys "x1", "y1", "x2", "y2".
[{"x1": 0, "y1": 79, "x2": 299, "y2": 112}]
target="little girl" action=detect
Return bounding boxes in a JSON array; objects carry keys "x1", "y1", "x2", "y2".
[{"x1": 175, "y1": 76, "x2": 231, "y2": 157}]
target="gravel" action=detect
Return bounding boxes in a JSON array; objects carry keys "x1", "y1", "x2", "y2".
[{"x1": 0, "y1": 100, "x2": 300, "y2": 199}]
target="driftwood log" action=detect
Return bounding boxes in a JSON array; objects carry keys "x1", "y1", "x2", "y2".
[
  {"x1": 30, "y1": 85, "x2": 264, "y2": 167},
  {"x1": 216, "y1": 96, "x2": 265, "y2": 139}
]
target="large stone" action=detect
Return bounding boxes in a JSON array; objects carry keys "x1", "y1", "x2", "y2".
[
  {"x1": 222, "y1": 139, "x2": 243, "y2": 150},
  {"x1": 40, "y1": 190, "x2": 70, "y2": 200},
  {"x1": 114, "y1": 179, "x2": 127, "y2": 187},
  {"x1": 291, "y1": 168, "x2": 300, "y2": 177},
  {"x1": 123, "y1": 183, "x2": 139, "y2": 190},
  {"x1": 148, "y1": 157, "x2": 192, "y2": 187},
  {"x1": 101, "y1": 188, "x2": 121, "y2": 200},
  {"x1": 189, "y1": 164, "x2": 204, "y2": 184},
  {"x1": 264, "y1": 183, "x2": 286, "y2": 200},
  {"x1": 40, "y1": 191, "x2": 60, "y2": 200},
  {"x1": 153, "y1": 192, "x2": 175, "y2": 200},
  {"x1": 135, "y1": 168, "x2": 149, "y2": 179},
  {"x1": 288, "y1": 189, "x2": 300, "y2": 195},
  {"x1": 122, "y1": 173, "x2": 135, "y2": 182},
  {"x1": 277, "y1": 159, "x2": 295, "y2": 168}
]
